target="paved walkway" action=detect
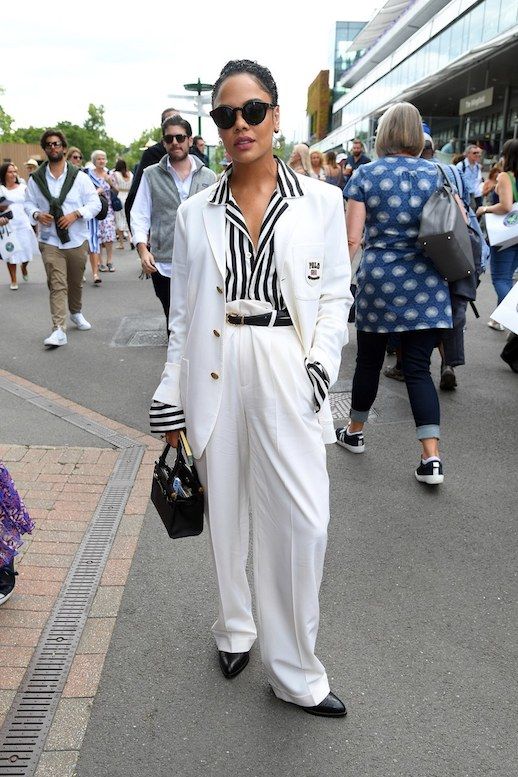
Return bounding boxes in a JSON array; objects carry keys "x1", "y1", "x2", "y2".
[
  {"x1": 0, "y1": 370, "x2": 162, "y2": 777},
  {"x1": 0, "y1": 254, "x2": 516, "y2": 777}
]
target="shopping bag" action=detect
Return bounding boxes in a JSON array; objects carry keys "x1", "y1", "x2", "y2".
[
  {"x1": 485, "y1": 206, "x2": 518, "y2": 250},
  {"x1": 490, "y1": 283, "x2": 518, "y2": 335},
  {"x1": 0, "y1": 226, "x2": 19, "y2": 262}
]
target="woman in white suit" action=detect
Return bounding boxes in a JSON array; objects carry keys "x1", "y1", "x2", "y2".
[{"x1": 151, "y1": 60, "x2": 353, "y2": 717}]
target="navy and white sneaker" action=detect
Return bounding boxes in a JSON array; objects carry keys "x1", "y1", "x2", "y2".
[
  {"x1": 415, "y1": 458, "x2": 444, "y2": 485},
  {"x1": 335, "y1": 426, "x2": 365, "y2": 454}
]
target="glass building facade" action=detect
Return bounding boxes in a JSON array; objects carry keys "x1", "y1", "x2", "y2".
[{"x1": 322, "y1": 0, "x2": 518, "y2": 151}]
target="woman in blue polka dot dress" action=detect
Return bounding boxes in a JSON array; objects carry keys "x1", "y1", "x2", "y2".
[{"x1": 336, "y1": 103, "x2": 453, "y2": 485}]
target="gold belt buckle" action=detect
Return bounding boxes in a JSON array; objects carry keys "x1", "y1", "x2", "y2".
[{"x1": 226, "y1": 313, "x2": 245, "y2": 325}]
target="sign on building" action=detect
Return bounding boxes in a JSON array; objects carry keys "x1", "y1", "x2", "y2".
[{"x1": 459, "y1": 87, "x2": 494, "y2": 116}]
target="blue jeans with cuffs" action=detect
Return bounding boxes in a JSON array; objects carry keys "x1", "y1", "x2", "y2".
[{"x1": 351, "y1": 329, "x2": 441, "y2": 439}]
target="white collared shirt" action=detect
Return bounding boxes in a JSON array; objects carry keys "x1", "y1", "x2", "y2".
[
  {"x1": 131, "y1": 155, "x2": 197, "y2": 278},
  {"x1": 25, "y1": 165, "x2": 101, "y2": 248}
]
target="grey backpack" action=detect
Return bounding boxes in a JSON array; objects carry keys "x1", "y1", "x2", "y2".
[{"x1": 417, "y1": 166, "x2": 475, "y2": 283}]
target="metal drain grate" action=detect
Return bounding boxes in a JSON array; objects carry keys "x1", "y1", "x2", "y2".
[
  {"x1": 0, "y1": 377, "x2": 138, "y2": 448},
  {"x1": 0, "y1": 446, "x2": 143, "y2": 775},
  {"x1": 127, "y1": 330, "x2": 168, "y2": 347},
  {"x1": 329, "y1": 391, "x2": 377, "y2": 421}
]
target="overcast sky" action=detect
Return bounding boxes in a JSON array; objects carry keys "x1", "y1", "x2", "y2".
[{"x1": 3, "y1": 1, "x2": 378, "y2": 148}]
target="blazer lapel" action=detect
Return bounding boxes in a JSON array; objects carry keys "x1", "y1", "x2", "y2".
[
  {"x1": 202, "y1": 203, "x2": 226, "y2": 279},
  {"x1": 275, "y1": 201, "x2": 302, "y2": 340},
  {"x1": 274, "y1": 199, "x2": 299, "y2": 280}
]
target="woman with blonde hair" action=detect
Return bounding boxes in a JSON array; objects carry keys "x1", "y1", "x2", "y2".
[
  {"x1": 309, "y1": 150, "x2": 326, "y2": 180},
  {"x1": 287, "y1": 143, "x2": 311, "y2": 176},
  {"x1": 336, "y1": 101, "x2": 454, "y2": 486},
  {"x1": 66, "y1": 147, "x2": 84, "y2": 168}
]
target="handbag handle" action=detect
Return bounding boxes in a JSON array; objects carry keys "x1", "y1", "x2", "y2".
[{"x1": 157, "y1": 442, "x2": 187, "y2": 468}]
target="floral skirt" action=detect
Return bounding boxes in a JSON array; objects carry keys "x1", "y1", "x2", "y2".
[{"x1": 0, "y1": 462, "x2": 34, "y2": 565}]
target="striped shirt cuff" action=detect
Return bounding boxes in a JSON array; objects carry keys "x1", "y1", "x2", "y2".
[
  {"x1": 304, "y1": 359, "x2": 330, "y2": 413},
  {"x1": 149, "y1": 401, "x2": 186, "y2": 434}
]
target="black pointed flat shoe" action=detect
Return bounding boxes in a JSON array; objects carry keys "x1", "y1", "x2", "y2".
[
  {"x1": 218, "y1": 650, "x2": 250, "y2": 679},
  {"x1": 301, "y1": 691, "x2": 347, "y2": 718}
]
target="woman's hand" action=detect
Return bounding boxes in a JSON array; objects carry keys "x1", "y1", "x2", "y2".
[
  {"x1": 476, "y1": 205, "x2": 487, "y2": 219},
  {"x1": 165, "y1": 430, "x2": 180, "y2": 448}
]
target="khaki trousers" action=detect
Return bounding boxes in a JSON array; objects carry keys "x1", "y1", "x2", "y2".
[{"x1": 40, "y1": 241, "x2": 88, "y2": 331}]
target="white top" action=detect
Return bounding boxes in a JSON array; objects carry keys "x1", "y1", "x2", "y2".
[
  {"x1": 111, "y1": 170, "x2": 133, "y2": 193},
  {"x1": 25, "y1": 165, "x2": 101, "y2": 248},
  {"x1": 0, "y1": 183, "x2": 39, "y2": 263},
  {"x1": 131, "y1": 155, "x2": 197, "y2": 278},
  {"x1": 0, "y1": 183, "x2": 32, "y2": 231}
]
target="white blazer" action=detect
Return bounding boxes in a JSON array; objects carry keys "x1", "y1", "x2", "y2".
[{"x1": 153, "y1": 173, "x2": 353, "y2": 459}]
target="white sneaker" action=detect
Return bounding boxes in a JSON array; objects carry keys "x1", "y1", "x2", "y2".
[
  {"x1": 70, "y1": 312, "x2": 91, "y2": 330},
  {"x1": 487, "y1": 319, "x2": 504, "y2": 331},
  {"x1": 43, "y1": 328, "x2": 67, "y2": 347},
  {"x1": 9, "y1": 283, "x2": 18, "y2": 291}
]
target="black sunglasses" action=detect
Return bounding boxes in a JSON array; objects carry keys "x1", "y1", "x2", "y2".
[
  {"x1": 163, "y1": 133, "x2": 188, "y2": 144},
  {"x1": 71, "y1": 154, "x2": 83, "y2": 160},
  {"x1": 45, "y1": 141, "x2": 63, "y2": 149},
  {"x1": 210, "y1": 100, "x2": 277, "y2": 129}
]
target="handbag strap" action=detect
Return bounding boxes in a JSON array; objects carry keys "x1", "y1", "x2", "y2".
[
  {"x1": 158, "y1": 442, "x2": 187, "y2": 468},
  {"x1": 435, "y1": 163, "x2": 455, "y2": 194}
]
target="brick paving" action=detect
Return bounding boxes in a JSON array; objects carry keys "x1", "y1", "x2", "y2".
[{"x1": 0, "y1": 369, "x2": 163, "y2": 776}]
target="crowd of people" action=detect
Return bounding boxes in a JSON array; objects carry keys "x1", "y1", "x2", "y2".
[{"x1": 1, "y1": 68, "x2": 516, "y2": 722}]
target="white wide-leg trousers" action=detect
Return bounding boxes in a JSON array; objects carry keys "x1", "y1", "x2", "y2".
[{"x1": 196, "y1": 315, "x2": 331, "y2": 707}]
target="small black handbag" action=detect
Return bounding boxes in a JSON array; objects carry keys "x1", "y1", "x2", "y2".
[
  {"x1": 151, "y1": 442, "x2": 204, "y2": 538},
  {"x1": 95, "y1": 193, "x2": 109, "y2": 221}
]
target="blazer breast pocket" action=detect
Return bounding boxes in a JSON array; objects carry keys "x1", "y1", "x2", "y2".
[{"x1": 291, "y1": 244, "x2": 324, "y2": 300}]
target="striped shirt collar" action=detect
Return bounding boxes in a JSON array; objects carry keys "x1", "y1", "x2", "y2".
[{"x1": 209, "y1": 157, "x2": 304, "y2": 205}]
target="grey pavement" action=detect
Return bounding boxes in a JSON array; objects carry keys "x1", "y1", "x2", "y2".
[{"x1": 1, "y1": 251, "x2": 517, "y2": 776}]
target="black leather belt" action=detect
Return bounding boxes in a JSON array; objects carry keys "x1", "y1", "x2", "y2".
[{"x1": 226, "y1": 309, "x2": 292, "y2": 327}]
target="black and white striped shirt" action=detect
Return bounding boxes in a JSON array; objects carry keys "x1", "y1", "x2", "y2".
[
  {"x1": 150, "y1": 159, "x2": 329, "y2": 435},
  {"x1": 212, "y1": 158, "x2": 302, "y2": 308}
]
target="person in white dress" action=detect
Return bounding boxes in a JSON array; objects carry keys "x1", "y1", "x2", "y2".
[
  {"x1": 0, "y1": 163, "x2": 39, "y2": 290},
  {"x1": 110, "y1": 160, "x2": 133, "y2": 249}
]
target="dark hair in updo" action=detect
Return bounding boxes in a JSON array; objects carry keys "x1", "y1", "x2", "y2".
[{"x1": 212, "y1": 60, "x2": 278, "y2": 106}]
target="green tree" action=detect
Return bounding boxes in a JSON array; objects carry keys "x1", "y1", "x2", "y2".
[
  {"x1": 83, "y1": 104, "x2": 107, "y2": 136},
  {"x1": 124, "y1": 128, "x2": 162, "y2": 170},
  {"x1": 211, "y1": 142, "x2": 226, "y2": 172},
  {"x1": 0, "y1": 86, "x2": 14, "y2": 137},
  {"x1": 273, "y1": 134, "x2": 294, "y2": 163}
]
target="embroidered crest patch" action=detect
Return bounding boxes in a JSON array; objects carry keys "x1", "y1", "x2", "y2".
[{"x1": 307, "y1": 260, "x2": 321, "y2": 281}]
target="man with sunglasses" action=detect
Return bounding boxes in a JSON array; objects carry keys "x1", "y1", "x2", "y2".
[
  {"x1": 25, "y1": 129, "x2": 102, "y2": 347},
  {"x1": 457, "y1": 145, "x2": 484, "y2": 209},
  {"x1": 124, "y1": 107, "x2": 181, "y2": 234},
  {"x1": 131, "y1": 116, "x2": 216, "y2": 324}
]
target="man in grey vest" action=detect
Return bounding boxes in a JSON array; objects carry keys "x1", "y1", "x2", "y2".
[{"x1": 131, "y1": 115, "x2": 216, "y2": 323}]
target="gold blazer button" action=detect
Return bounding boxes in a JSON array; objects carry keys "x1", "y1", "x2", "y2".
[
  {"x1": 210, "y1": 372, "x2": 219, "y2": 380},
  {"x1": 213, "y1": 330, "x2": 221, "y2": 337},
  {"x1": 216, "y1": 286, "x2": 223, "y2": 294}
]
